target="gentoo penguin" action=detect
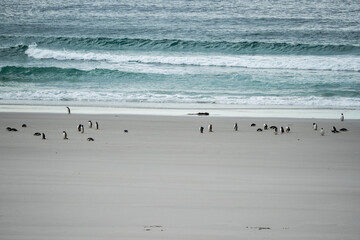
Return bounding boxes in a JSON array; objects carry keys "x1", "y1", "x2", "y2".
[
  {"x1": 22, "y1": 124, "x2": 27, "y2": 128},
  {"x1": 199, "y1": 126, "x2": 204, "y2": 133},
  {"x1": 66, "y1": 106, "x2": 71, "y2": 114},
  {"x1": 331, "y1": 126, "x2": 339, "y2": 133},
  {"x1": 124, "y1": 130, "x2": 128, "y2": 133},
  {"x1": 340, "y1": 128, "x2": 348, "y2": 132},
  {"x1": 208, "y1": 124, "x2": 213, "y2": 132},
  {"x1": 263, "y1": 124, "x2": 268, "y2": 130},
  {"x1": 42, "y1": 133, "x2": 46, "y2": 140},
  {"x1": 63, "y1": 131, "x2": 68, "y2": 140},
  {"x1": 313, "y1": 123, "x2": 317, "y2": 131},
  {"x1": 320, "y1": 128, "x2": 325, "y2": 136},
  {"x1": 34, "y1": 132, "x2": 41, "y2": 136},
  {"x1": 88, "y1": 120, "x2": 92, "y2": 128},
  {"x1": 251, "y1": 123, "x2": 256, "y2": 127},
  {"x1": 234, "y1": 123, "x2": 238, "y2": 131},
  {"x1": 269, "y1": 126, "x2": 276, "y2": 129},
  {"x1": 77, "y1": 124, "x2": 82, "y2": 132},
  {"x1": 6, "y1": 127, "x2": 18, "y2": 131},
  {"x1": 87, "y1": 137, "x2": 94, "y2": 141},
  {"x1": 285, "y1": 126, "x2": 290, "y2": 133},
  {"x1": 274, "y1": 127, "x2": 278, "y2": 135},
  {"x1": 280, "y1": 126, "x2": 284, "y2": 134},
  {"x1": 95, "y1": 121, "x2": 99, "y2": 130},
  {"x1": 340, "y1": 113, "x2": 344, "y2": 122},
  {"x1": 80, "y1": 125, "x2": 84, "y2": 133},
  {"x1": 257, "y1": 128, "x2": 262, "y2": 132}
]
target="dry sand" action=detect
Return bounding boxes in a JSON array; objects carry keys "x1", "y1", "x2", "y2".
[{"x1": 0, "y1": 112, "x2": 360, "y2": 239}]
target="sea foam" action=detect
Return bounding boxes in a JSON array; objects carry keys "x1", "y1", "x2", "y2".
[{"x1": 25, "y1": 44, "x2": 360, "y2": 72}]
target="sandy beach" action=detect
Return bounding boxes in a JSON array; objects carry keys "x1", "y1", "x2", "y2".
[{"x1": 1, "y1": 111, "x2": 360, "y2": 239}]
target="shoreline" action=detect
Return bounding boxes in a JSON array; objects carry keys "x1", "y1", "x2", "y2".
[{"x1": 1, "y1": 103, "x2": 360, "y2": 119}]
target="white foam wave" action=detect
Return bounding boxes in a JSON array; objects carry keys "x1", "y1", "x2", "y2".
[
  {"x1": 1, "y1": 88, "x2": 359, "y2": 109},
  {"x1": 25, "y1": 44, "x2": 360, "y2": 72}
]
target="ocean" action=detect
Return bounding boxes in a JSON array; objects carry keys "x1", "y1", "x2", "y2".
[{"x1": 1, "y1": 0, "x2": 359, "y2": 113}]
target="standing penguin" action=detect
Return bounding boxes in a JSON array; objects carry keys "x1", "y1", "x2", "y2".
[
  {"x1": 80, "y1": 125, "x2": 84, "y2": 134},
  {"x1": 66, "y1": 106, "x2": 71, "y2": 114},
  {"x1": 285, "y1": 126, "x2": 290, "y2": 133},
  {"x1": 280, "y1": 126, "x2": 284, "y2": 134},
  {"x1": 63, "y1": 131, "x2": 68, "y2": 140},
  {"x1": 263, "y1": 124, "x2": 268, "y2": 130},
  {"x1": 42, "y1": 133, "x2": 46, "y2": 140},
  {"x1": 199, "y1": 126, "x2": 204, "y2": 133},
  {"x1": 340, "y1": 113, "x2": 344, "y2": 122},
  {"x1": 274, "y1": 127, "x2": 278, "y2": 135},
  {"x1": 208, "y1": 124, "x2": 213, "y2": 132},
  {"x1": 95, "y1": 121, "x2": 99, "y2": 130},
  {"x1": 313, "y1": 123, "x2": 318, "y2": 131},
  {"x1": 88, "y1": 120, "x2": 92, "y2": 128},
  {"x1": 234, "y1": 123, "x2": 238, "y2": 131},
  {"x1": 320, "y1": 128, "x2": 325, "y2": 136},
  {"x1": 77, "y1": 124, "x2": 82, "y2": 132}
]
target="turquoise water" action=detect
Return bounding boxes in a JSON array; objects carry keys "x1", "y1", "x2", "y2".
[{"x1": 1, "y1": 0, "x2": 359, "y2": 109}]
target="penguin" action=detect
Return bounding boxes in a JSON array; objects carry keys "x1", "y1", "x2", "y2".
[
  {"x1": 340, "y1": 128, "x2": 348, "y2": 132},
  {"x1": 313, "y1": 123, "x2": 317, "y2": 131},
  {"x1": 274, "y1": 127, "x2": 278, "y2": 135},
  {"x1": 88, "y1": 120, "x2": 92, "y2": 128},
  {"x1": 285, "y1": 126, "x2": 290, "y2": 133},
  {"x1": 6, "y1": 127, "x2": 17, "y2": 131},
  {"x1": 340, "y1": 113, "x2": 344, "y2": 122},
  {"x1": 280, "y1": 126, "x2": 284, "y2": 134},
  {"x1": 95, "y1": 121, "x2": 99, "y2": 130},
  {"x1": 63, "y1": 131, "x2": 68, "y2": 140},
  {"x1": 320, "y1": 128, "x2": 325, "y2": 136},
  {"x1": 87, "y1": 137, "x2": 94, "y2": 141},
  {"x1": 331, "y1": 126, "x2": 339, "y2": 133},
  {"x1": 208, "y1": 124, "x2": 213, "y2": 132},
  {"x1": 269, "y1": 126, "x2": 277, "y2": 129},
  {"x1": 66, "y1": 106, "x2": 71, "y2": 114},
  {"x1": 234, "y1": 123, "x2": 238, "y2": 131},
  {"x1": 124, "y1": 130, "x2": 128, "y2": 133},
  {"x1": 22, "y1": 124, "x2": 27, "y2": 128},
  {"x1": 34, "y1": 132, "x2": 41, "y2": 136},
  {"x1": 199, "y1": 126, "x2": 204, "y2": 133},
  {"x1": 263, "y1": 124, "x2": 268, "y2": 130},
  {"x1": 80, "y1": 125, "x2": 84, "y2": 134},
  {"x1": 257, "y1": 128, "x2": 262, "y2": 132},
  {"x1": 251, "y1": 123, "x2": 256, "y2": 127},
  {"x1": 42, "y1": 133, "x2": 46, "y2": 140},
  {"x1": 77, "y1": 124, "x2": 82, "y2": 132}
]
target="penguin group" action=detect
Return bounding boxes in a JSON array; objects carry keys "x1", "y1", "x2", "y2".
[
  {"x1": 10, "y1": 107, "x2": 101, "y2": 142},
  {"x1": 199, "y1": 124, "x2": 213, "y2": 133},
  {"x1": 255, "y1": 123, "x2": 290, "y2": 135},
  {"x1": 6, "y1": 123, "x2": 29, "y2": 132},
  {"x1": 199, "y1": 121, "x2": 292, "y2": 136},
  {"x1": 313, "y1": 113, "x2": 348, "y2": 136},
  {"x1": 75, "y1": 120, "x2": 98, "y2": 141},
  {"x1": 5, "y1": 109, "x2": 350, "y2": 143},
  {"x1": 197, "y1": 113, "x2": 348, "y2": 138}
]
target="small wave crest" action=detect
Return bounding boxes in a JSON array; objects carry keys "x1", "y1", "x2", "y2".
[
  {"x1": 2, "y1": 35, "x2": 360, "y2": 55},
  {"x1": 25, "y1": 44, "x2": 360, "y2": 72}
]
